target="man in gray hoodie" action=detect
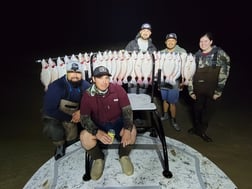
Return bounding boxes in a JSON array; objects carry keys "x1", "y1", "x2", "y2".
[
  {"x1": 125, "y1": 22, "x2": 157, "y2": 53},
  {"x1": 124, "y1": 23, "x2": 157, "y2": 126}
]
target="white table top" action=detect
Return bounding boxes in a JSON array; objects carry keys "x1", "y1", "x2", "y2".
[{"x1": 127, "y1": 93, "x2": 156, "y2": 110}]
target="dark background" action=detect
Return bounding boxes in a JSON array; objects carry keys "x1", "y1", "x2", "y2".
[
  {"x1": 1, "y1": 1, "x2": 252, "y2": 188},
  {"x1": 3, "y1": 0, "x2": 251, "y2": 58}
]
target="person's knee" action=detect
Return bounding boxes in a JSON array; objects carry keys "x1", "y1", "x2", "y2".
[
  {"x1": 62, "y1": 122, "x2": 78, "y2": 141},
  {"x1": 43, "y1": 118, "x2": 65, "y2": 141},
  {"x1": 80, "y1": 130, "x2": 96, "y2": 150},
  {"x1": 170, "y1": 103, "x2": 176, "y2": 109}
]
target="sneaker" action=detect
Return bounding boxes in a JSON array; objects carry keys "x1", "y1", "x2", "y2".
[
  {"x1": 188, "y1": 128, "x2": 212, "y2": 142},
  {"x1": 200, "y1": 133, "x2": 213, "y2": 142},
  {"x1": 90, "y1": 159, "x2": 104, "y2": 180},
  {"x1": 171, "y1": 118, "x2": 181, "y2": 131},
  {"x1": 54, "y1": 144, "x2": 66, "y2": 160},
  {"x1": 161, "y1": 112, "x2": 169, "y2": 121},
  {"x1": 119, "y1": 156, "x2": 134, "y2": 176}
]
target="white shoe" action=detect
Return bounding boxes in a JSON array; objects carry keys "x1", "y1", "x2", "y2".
[
  {"x1": 119, "y1": 156, "x2": 134, "y2": 176},
  {"x1": 90, "y1": 159, "x2": 104, "y2": 180}
]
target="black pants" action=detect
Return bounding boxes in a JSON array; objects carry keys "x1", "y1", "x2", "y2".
[{"x1": 192, "y1": 94, "x2": 214, "y2": 133}]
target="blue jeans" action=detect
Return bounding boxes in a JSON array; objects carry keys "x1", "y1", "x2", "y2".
[{"x1": 161, "y1": 88, "x2": 179, "y2": 104}]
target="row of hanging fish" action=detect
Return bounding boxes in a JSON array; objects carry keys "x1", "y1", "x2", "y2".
[{"x1": 40, "y1": 50, "x2": 196, "y2": 91}]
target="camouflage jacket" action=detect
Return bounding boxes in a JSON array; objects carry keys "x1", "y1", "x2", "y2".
[{"x1": 188, "y1": 46, "x2": 231, "y2": 96}]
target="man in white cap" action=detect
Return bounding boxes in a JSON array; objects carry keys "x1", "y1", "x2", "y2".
[{"x1": 42, "y1": 60, "x2": 91, "y2": 160}]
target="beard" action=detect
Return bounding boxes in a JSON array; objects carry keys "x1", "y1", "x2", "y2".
[{"x1": 69, "y1": 80, "x2": 82, "y2": 88}]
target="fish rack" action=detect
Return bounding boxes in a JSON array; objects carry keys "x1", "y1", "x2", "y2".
[{"x1": 38, "y1": 50, "x2": 196, "y2": 92}]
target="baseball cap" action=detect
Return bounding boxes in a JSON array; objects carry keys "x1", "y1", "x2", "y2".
[
  {"x1": 93, "y1": 66, "x2": 112, "y2": 77},
  {"x1": 66, "y1": 60, "x2": 82, "y2": 72},
  {"x1": 141, "y1": 23, "x2": 152, "y2": 30},
  {"x1": 166, "y1": 33, "x2": 177, "y2": 40}
]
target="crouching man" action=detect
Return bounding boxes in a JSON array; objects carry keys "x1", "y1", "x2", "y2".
[{"x1": 42, "y1": 61, "x2": 91, "y2": 160}]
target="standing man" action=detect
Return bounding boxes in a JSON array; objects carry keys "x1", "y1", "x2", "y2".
[
  {"x1": 160, "y1": 33, "x2": 187, "y2": 131},
  {"x1": 79, "y1": 66, "x2": 137, "y2": 180},
  {"x1": 42, "y1": 60, "x2": 91, "y2": 160},
  {"x1": 188, "y1": 32, "x2": 231, "y2": 142},
  {"x1": 125, "y1": 22, "x2": 157, "y2": 53},
  {"x1": 125, "y1": 22, "x2": 157, "y2": 125}
]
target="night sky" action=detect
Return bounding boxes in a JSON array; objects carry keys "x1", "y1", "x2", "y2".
[
  {"x1": 36, "y1": 0, "x2": 250, "y2": 59},
  {"x1": 5, "y1": 0, "x2": 250, "y2": 57}
]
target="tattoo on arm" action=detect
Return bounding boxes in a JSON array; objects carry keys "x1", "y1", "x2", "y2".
[
  {"x1": 122, "y1": 105, "x2": 133, "y2": 131},
  {"x1": 80, "y1": 115, "x2": 98, "y2": 135}
]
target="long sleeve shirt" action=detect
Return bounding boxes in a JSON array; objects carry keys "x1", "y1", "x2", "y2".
[
  {"x1": 188, "y1": 46, "x2": 231, "y2": 96},
  {"x1": 43, "y1": 76, "x2": 91, "y2": 121},
  {"x1": 80, "y1": 83, "x2": 133, "y2": 134}
]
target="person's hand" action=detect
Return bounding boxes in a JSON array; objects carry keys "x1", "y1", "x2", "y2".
[
  {"x1": 71, "y1": 110, "x2": 80, "y2": 123},
  {"x1": 213, "y1": 94, "x2": 221, "y2": 100},
  {"x1": 96, "y1": 130, "x2": 113, "y2": 144},
  {"x1": 190, "y1": 93, "x2": 196, "y2": 100},
  {"x1": 121, "y1": 129, "x2": 131, "y2": 147},
  {"x1": 179, "y1": 82, "x2": 184, "y2": 91}
]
